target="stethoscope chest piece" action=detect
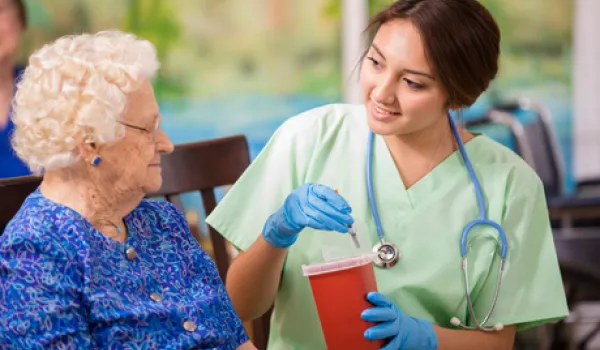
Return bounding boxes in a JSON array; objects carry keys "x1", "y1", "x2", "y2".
[{"x1": 372, "y1": 240, "x2": 400, "y2": 268}]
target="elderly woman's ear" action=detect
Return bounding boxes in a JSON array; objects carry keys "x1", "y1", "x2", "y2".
[{"x1": 78, "y1": 136, "x2": 101, "y2": 166}]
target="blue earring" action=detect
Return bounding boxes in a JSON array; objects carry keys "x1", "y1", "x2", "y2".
[{"x1": 91, "y1": 156, "x2": 102, "y2": 166}]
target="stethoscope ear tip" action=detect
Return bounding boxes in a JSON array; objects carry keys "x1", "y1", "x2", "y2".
[
  {"x1": 493, "y1": 323, "x2": 504, "y2": 331},
  {"x1": 450, "y1": 317, "x2": 460, "y2": 326}
]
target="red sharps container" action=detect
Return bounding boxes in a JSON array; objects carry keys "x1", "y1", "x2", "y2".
[{"x1": 302, "y1": 253, "x2": 385, "y2": 349}]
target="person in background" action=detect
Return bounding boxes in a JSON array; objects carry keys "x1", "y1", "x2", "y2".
[
  {"x1": 0, "y1": 0, "x2": 30, "y2": 178},
  {"x1": 205, "y1": 0, "x2": 569, "y2": 348},
  {"x1": 0, "y1": 30, "x2": 255, "y2": 349}
]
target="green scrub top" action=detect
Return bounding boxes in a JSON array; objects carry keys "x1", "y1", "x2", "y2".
[{"x1": 206, "y1": 103, "x2": 569, "y2": 349}]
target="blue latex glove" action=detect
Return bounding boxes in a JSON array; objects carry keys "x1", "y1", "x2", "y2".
[
  {"x1": 262, "y1": 183, "x2": 353, "y2": 248},
  {"x1": 362, "y1": 292, "x2": 438, "y2": 350}
]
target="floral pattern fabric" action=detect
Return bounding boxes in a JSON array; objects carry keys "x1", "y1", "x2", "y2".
[{"x1": 0, "y1": 189, "x2": 248, "y2": 349}]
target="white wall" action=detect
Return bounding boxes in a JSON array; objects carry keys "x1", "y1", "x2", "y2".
[
  {"x1": 341, "y1": 0, "x2": 369, "y2": 104},
  {"x1": 573, "y1": 0, "x2": 600, "y2": 182}
]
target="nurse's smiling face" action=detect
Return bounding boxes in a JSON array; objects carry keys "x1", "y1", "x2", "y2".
[{"x1": 360, "y1": 19, "x2": 449, "y2": 136}]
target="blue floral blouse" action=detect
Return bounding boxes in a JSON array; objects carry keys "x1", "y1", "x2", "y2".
[{"x1": 0, "y1": 189, "x2": 249, "y2": 349}]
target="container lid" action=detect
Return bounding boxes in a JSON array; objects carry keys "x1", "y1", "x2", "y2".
[{"x1": 301, "y1": 252, "x2": 378, "y2": 276}]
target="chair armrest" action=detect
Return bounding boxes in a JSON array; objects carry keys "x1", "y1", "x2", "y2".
[
  {"x1": 548, "y1": 194, "x2": 600, "y2": 220},
  {"x1": 549, "y1": 195, "x2": 600, "y2": 208}
]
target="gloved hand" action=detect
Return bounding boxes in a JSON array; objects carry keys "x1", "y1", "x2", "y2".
[
  {"x1": 362, "y1": 292, "x2": 438, "y2": 350},
  {"x1": 262, "y1": 183, "x2": 353, "y2": 248}
]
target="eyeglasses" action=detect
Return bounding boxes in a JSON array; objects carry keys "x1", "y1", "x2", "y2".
[{"x1": 118, "y1": 117, "x2": 161, "y2": 141}]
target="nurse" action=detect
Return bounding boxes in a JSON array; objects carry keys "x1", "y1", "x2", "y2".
[{"x1": 206, "y1": 0, "x2": 569, "y2": 348}]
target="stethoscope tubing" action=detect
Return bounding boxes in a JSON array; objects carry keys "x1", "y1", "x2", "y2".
[{"x1": 365, "y1": 112, "x2": 508, "y2": 332}]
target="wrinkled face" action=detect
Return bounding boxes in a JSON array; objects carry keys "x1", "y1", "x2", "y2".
[
  {"x1": 91, "y1": 79, "x2": 174, "y2": 194},
  {"x1": 360, "y1": 18, "x2": 449, "y2": 136},
  {"x1": 0, "y1": 0, "x2": 23, "y2": 65}
]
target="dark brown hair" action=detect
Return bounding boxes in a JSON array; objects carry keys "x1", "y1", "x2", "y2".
[
  {"x1": 365, "y1": 0, "x2": 500, "y2": 108},
  {"x1": 13, "y1": 0, "x2": 27, "y2": 29}
]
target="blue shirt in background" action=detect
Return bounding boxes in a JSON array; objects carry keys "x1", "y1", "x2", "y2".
[
  {"x1": 0, "y1": 65, "x2": 31, "y2": 178},
  {"x1": 0, "y1": 190, "x2": 249, "y2": 349}
]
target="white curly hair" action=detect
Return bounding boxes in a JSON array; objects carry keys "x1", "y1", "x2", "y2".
[{"x1": 11, "y1": 30, "x2": 160, "y2": 174}]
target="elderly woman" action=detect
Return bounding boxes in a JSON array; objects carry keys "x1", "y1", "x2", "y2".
[{"x1": 0, "y1": 30, "x2": 255, "y2": 349}]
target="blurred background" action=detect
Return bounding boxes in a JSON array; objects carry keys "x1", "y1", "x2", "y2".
[
  {"x1": 8, "y1": 0, "x2": 600, "y2": 348},
  {"x1": 14, "y1": 0, "x2": 572, "y2": 177},
  {"x1": 14, "y1": 0, "x2": 578, "y2": 217}
]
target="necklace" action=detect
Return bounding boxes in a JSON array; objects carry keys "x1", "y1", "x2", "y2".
[
  {"x1": 427, "y1": 123, "x2": 461, "y2": 171},
  {"x1": 426, "y1": 132, "x2": 446, "y2": 172},
  {"x1": 110, "y1": 221, "x2": 123, "y2": 234}
]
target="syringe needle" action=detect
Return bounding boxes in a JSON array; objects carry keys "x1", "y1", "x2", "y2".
[
  {"x1": 348, "y1": 224, "x2": 360, "y2": 249},
  {"x1": 333, "y1": 189, "x2": 361, "y2": 249}
]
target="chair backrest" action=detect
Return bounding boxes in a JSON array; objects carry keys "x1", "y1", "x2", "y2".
[
  {"x1": 0, "y1": 175, "x2": 43, "y2": 233},
  {"x1": 465, "y1": 109, "x2": 536, "y2": 164},
  {"x1": 149, "y1": 134, "x2": 251, "y2": 282},
  {"x1": 492, "y1": 99, "x2": 565, "y2": 197},
  {"x1": 151, "y1": 135, "x2": 272, "y2": 350}
]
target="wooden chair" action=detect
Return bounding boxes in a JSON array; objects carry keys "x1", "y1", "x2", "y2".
[
  {"x1": 149, "y1": 134, "x2": 272, "y2": 350},
  {"x1": 0, "y1": 174, "x2": 42, "y2": 233},
  {"x1": 149, "y1": 134, "x2": 251, "y2": 281}
]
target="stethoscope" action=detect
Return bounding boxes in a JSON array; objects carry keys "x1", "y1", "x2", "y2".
[{"x1": 366, "y1": 113, "x2": 508, "y2": 332}]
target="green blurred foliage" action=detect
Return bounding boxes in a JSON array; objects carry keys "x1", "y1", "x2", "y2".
[
  {"x1": 18, "y1": 0, "x2": 572, "y2": 104},
  {"x1": 322, "y1": 0, "x2": 573, "y2": 97},
  {"x1": 323, "y1": 0, "x2": 394, "y2": 19},
  {"x1": 123, "y1": 0, "x2": 186, "y2": 100}
]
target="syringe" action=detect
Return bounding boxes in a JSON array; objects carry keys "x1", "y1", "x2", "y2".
[
  {"x1": 347, "y1": 224, "x2": 361, "y2": 249},
  {"x1": 334, "y1": 189, "x2": 361, "y2": 249}
]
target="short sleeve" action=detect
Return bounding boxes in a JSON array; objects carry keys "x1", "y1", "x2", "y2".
[
  {"x1": 206, "y1": 114, "x2": 318, "y2": 252},
  {"x1": 470, "y1": 176, "x2": 569, "y2": 331},
  {"x1": 0, "y1": 232, "x2": 91, "y2": 348}
]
